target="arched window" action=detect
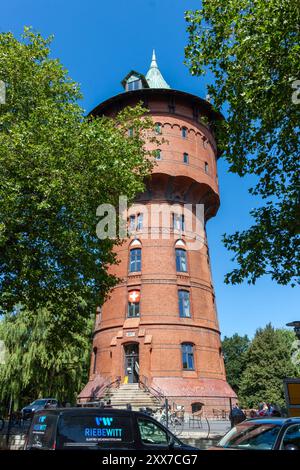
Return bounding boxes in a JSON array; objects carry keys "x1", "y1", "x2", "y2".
[
  {"x1": 128, "y1": 290, "x2": 140, "y2": 318},
  {"x1": 183, "y1": 153, "x2": 189, "y2": 164},
  {"x1": 181, "y1": 343, "x2": 195, "y2": 370},
  {"x1": 182, "y1": 127, "x2": 188, "y2": 138},
  {"x1": 129, "y1": 248, "x2": 141, "y2": 272},
  {"x1": 205, "y1": 162, "x2": 209, "y2": 174},
  {"x1": 155, "y1": 123, "x2": 162, "y2": 134},
  {"x1": 178, "y1": 290, "x2": 191, "y2": 318},
  {"x1": 155, "y1": 149, "x2": 162, "y2": 161},
  {"x1": 93, "y1": 347, "x2": 98, "y2": 374},
  {"x1": 191, "y1": 402, "x2": 203, "y2": 413},
  {"x1": 175, "y1": 248, "x2": 187, "y2": 272}
]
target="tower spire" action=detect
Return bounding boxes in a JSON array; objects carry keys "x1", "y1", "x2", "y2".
[
  {"x1": 150, "y1": 49, "x2": 158, "y2": 68},
  {"x1": 146, "y1": 50, "x2": 170, "y2": 89}
]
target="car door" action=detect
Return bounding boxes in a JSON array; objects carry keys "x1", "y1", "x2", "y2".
[{"x1": 279, "y1": 424, "x2": 300, "y2": 450}]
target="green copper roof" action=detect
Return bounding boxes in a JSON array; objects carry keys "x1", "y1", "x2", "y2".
[{"x1": 145, "y1": 50, "x2": 170, "y2": 89}]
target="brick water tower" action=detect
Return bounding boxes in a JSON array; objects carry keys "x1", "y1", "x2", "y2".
[{"x1": 79, "y1": 52, "x2": 235, "y2": 412}]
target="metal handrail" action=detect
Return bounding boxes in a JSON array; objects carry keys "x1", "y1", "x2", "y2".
[{"x1": 138, "y1": 376, "x2": 166, "y2": 402}]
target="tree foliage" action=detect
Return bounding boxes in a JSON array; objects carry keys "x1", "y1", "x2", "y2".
[
  {"x1": 0, "y1": 29, "x2": 154, "y2": 317},
  {"x1": 238, "y1": 324, "x2": 297, "y2": 407},
  {"x1": 0, "y1": 307, "x2": 93, "y2": 408},
  {"x1": 222, "y1": 333, "x2": 250, "y2": 394},
  {"x1": 185, "y1": 0, "x2": 300, "y2": 286}
]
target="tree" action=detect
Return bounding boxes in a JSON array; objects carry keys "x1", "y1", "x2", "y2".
[
  {"x1": 0, "y1": 29, "x2": 154, "y2": 317},
  {"x1": 185, "y1": 1, "x2": 300, "y2": 286},
  {"x1": 0, "y1": 307, "x2": 94, "y2": 408},
  {"x1": 222, "y1": 333, "x2": 250, "y2": 394},
  {"x1": 238, "y1": 324, "x2": 297, "y2": 407}
]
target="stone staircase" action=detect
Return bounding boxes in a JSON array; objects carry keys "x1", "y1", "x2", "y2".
[{"x1": 104, "y1": 383, "x2": 161, "y2": 411}]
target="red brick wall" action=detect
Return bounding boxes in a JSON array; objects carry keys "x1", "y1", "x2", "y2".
[{"x1": 84, "y1": 90, "x2": 235, "y2": 407}]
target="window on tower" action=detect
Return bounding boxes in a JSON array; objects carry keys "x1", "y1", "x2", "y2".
[
  {"x1": 127, "y1": 79, "x2": 142, "y2": 91},
  {"x1": 155, "y1": 123, "x2": 162, "y2": 134},
  {"x1": 182, "y1": 127, "x2": 188, "y2": 138},
  {"x1": 155, "y1": 149, "x2": 162, "y2": 161},
  {"x1": 128, "y1": 290, "x2": 140, "y2": 318},
  {"x1": 205, "y1": 162, "x2": 209, "y2": 174},
  {"x1": 129, "y1": 215, "x2": 136, "y2": 232},
  {"x1": 93, "y1": 347, "x2": 98, "y2": 374},
  {"x1": 172, "y1": 213, "x2": 185, "y2": 231},
  {"x1": 181, "y1": 343, "x2": 195, "y2": 370},
  {"x1": 183, "y1": 153, "x2": 189, "y2": 164},
  {"x1": 175, "y1": 248, "x2": 187, "y2": 272},
  {"x1": 178, "y1": 290, "x2": 191, "y2": 318},
  {"x1": 129, "y1": 248, "x2": 141, "y2": 272},
  {"x1": 137, "y1": 213, "x2": 143, "y2": 231}
]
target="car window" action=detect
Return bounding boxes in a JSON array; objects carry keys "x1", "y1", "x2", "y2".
[
  {"x1": 56, "y1": 414, "x2": 134, "y2": 448},
  {"x1": 138, "y1": 418, "x2": 169, "y2": 446},
  {"x1": 31, "y1": 400, "x2": 47, "y2": 406},
  {"x1": 27, "y1": 413, "x2": 58, "y2": 449},
  {"x1": 217, "y1": 423, "x2": 281, "y2": 450},
  {"x1": 280, "y1": 424, "x2": 300, "y2": 450}
]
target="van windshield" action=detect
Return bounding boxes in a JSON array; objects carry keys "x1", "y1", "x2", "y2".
[
  {"x1": 56, "y1": 414, "x2": 134, "y2": 448},
  {"x1": 30, "y1": 400, "x2": 47, "y2": 406},
  {"x1": 27, "y1": 413, "x2": 58, "y2": 449}
]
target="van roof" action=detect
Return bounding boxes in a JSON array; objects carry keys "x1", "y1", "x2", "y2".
[{"x1": 33, "y1": 407, "x2": 149, "y2": 417}]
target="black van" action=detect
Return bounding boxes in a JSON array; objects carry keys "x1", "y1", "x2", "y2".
[{"x1": 25, "y1": 408, "x2": 196, "y2": 450}]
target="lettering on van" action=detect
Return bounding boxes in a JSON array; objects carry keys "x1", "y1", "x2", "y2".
[
  {"x1": 32, "y1": 415, "x2": 48, "y2": 433},
  {"x1": 84, "y1": 416, "x2": 123, "y2": 441}
]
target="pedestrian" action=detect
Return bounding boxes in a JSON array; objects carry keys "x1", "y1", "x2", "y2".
[
  {"x1": 269, "y1": 404, "x2": 281, "y2": 417},
  {"x1": 249, "y1": 409, "x2": 257, "y2": 418},
  {"x1": 258, "y1": 402, "x2": 268, "y2": 416},
  {"x1": 229, "y1": 403, "x2": 246, "y2": 427}
]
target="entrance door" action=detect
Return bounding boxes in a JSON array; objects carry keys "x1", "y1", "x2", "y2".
[{"x1": 124, "y1": 343, "x2": 139, "y2": 383}]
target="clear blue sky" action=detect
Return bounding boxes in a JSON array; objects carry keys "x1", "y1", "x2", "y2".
[{"x1": 1, "y1": 0, "x2": 298, "y2": 338}]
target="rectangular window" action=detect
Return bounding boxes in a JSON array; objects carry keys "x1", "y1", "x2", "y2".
[
  {"x1": 128, "y1": 301, "x2": 140, "y2": 318},
  {"x1": 182, "y1": 127, "x2": 187, "y2": 138},
  {"x1": 178, "y1": 290, "x2": 191, "y2": 318},
  {"x1": 173, "y1": 213, "x2": 185, "y2": 231},
  {"x1": 127, "y1": 80, "x2": 141, "y2": 91},
  {"x1": 129, "y1": 215, "x2": 135, "y2": 231},
  {"x1": 175, "y1": 249, "x2": 187, "y2": 272},
  {"x1": 183, "y1": 153, "x2": 189, "y2": 164},
  {"x1": 182, "y1": 344, "x2": 195, "y2": 370},
  {"x1": 205, "y1": 162, "x2": 209, "y2": 174},
  {"x1": 130, "y1": 248, "x2": 141, "y2": 272},
  {"x1": 137, "y1": 213, "x2": 143, "y2": 230}
]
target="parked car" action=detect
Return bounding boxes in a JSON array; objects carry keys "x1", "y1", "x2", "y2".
[
  {"x1": 211, "y1": 417, "x2": 300, "y2": 450},
  {"x1": 21, "y1": 398, "x2": 60, "y2": 420},
  {"x1": 24, "y1": 408, "x2": 197, "y2": 450}
]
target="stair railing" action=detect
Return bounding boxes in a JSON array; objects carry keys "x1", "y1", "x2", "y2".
[{"x1": 138, "y1": 375, "x2": 166, "y2": 404}]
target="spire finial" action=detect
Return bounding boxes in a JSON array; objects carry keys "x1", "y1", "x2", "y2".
[{"x1": 151, "y1": 49, "x2": 157, "y2": 68}]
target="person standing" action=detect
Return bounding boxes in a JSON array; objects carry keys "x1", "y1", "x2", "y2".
[{"x1": 229, "y1": 403, "x2": 246, "y2": 427}]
